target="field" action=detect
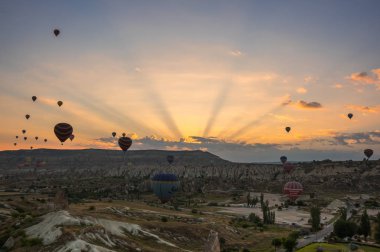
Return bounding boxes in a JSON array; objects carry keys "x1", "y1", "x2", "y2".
[{"x1": 298, "y1": 243, "x2": 380, "y2": 252}]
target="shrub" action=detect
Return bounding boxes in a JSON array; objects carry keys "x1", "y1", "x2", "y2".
[
  {"x1": 21, "y1": 237, "x2": 43, "y2": 247},
  {"x1": 191, "y1": 209, "x2": 198, "y2": 214},
  {"x1": 207, "y1": 202, "x2": 218, "y2": 206},
  {"x1": 242, "y1": 223, "x2": 249, "y2": 228},
  {"x1": 88, "y1": 206, "x2": 95, "y2": 211},
  {"x1": 161, "y1": 216, "x2": 168, "y2": 222},
  {"x1": 219, "y1": 237, "x2": 226, "y2": 246}
]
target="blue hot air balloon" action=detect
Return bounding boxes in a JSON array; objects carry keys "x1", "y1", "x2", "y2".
[
  {"x1": 280, "y1": 156, "x2": 287, "y2": 164},
  {"x1": 151, "y1": 173, "x2": 179, "y2": 203}
]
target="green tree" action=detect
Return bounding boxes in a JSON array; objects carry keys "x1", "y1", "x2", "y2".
[
  {"x1": 310, "y1": 206, "x2": 321, "y2": 232},
  {"x1": 375, "y1": 212, "x2": 380, "y2": 244},
  {"x1": 252, "y1": 196, "x2": 259, "y2": 207},
  {"x1": 261, "y1": 200, "x2": 275, "y2": 224},
  {"x1": 338, "y1": 207, "x2": 347, "y2": 221},
  {"x1": 272, "y1": 238, "x2": 282, "y2": 251},
  {"x1": 359, "y1": 209, "x2": 371, "y2": 240},
  {"x1": 283, "y1": 238, "x2": 297, "y2": 252},
  {"x1": 334, "y1": 219, "x2": 358, "y2": 238},
  {"x1": 288, "y1": 231, "x2": 300, "y2": 240}
]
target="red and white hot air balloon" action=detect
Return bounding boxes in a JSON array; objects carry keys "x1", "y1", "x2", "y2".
[{"x1": 283, "y1": 181, "x2": 303, "y2": 201}]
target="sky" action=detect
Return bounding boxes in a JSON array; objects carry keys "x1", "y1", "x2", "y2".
[{"x1": 0, "y1": 0, "x2": 379, "y2": 162}]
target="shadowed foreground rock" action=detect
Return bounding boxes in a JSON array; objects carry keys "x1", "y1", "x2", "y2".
[{"x1": 204, "y1": 230, "x2": 220, "y2": 252}]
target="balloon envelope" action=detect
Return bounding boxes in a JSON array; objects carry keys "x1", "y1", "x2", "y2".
[
  {"x1": 53, "y1": 29, "x2": 60, "y2": 36},
  {"x1": 57, "y1": 101, "x2": 63, "y2": 107},
  {"x1": 32, "y1": 96, "x2": 37, "y2": 102},
  {"x1": 122, "y1": 133, "x2": 126, "y2": 137},
  {"x1": 22, "y1": 130, "x2": 26, "y2": 134},
  {"x1": 16, "y1": 136, "x2": 18, "y2": 139},
  {"x1": 69, "y1": 134, "x2": 75, "y2": 141},
  {"x1": 25, "y1": 114, "x2": 30, "y2": 119},
  {"x1": 364, "y1": 149, "x2": 373, "y2": 159},
  {"x1": 35, "y1": 137, "x2": 38, "y2": 140},
  {"x1": 112, "y1": 132, "x2": 116, "y2": 137},
  {"x1": 167, "y1": 155, "x2": 174, "y2": 164},
  {"x1": 283, "y1": 162, "x2": 295, "y2": 173},
  {"x1": 348, "y1": 113, "x2": 353, "y2": 119},
  {"x1": 280, "y1": 156, "x2": 287, "y2": 164},
  {"x1": 151, "y1": 173, "x2": 179, "y2": 203},
  {"x1": 283, "y1": 181, "x2": 303, "y2": 201},
  {"x1": 44, "y1": 139, "x2": 47, "y2": 142},
  {"x1": 285, "y1": 127, "x2": 291, "y2": 133},
  {"x1": 24, "y1": 137, "x2": 27, "y2": 140},
  {"x1": 54, "y1": 123, "x2": 73, "y2": 143},
  {"x1": 118, "y1": 137, "x2": 132, "y2": 151}
]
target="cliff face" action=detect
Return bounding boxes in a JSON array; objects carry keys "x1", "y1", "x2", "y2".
[{"x1": 1, "y1": 149, "x2": 379, "y2": 194}]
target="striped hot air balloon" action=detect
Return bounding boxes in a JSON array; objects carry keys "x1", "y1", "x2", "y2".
[
  {"x1": 118, "y1": 137, "x2": 132, "y2": 152},
  {"x1": 54, "y1": 123, "x2": 73, "y2": 143},
  {"x1": 151, "y1": 173, "x2": 179, "y2": 203},
  {"x1": 283, "y1": 181, "x2": 303, "y2": 201}
]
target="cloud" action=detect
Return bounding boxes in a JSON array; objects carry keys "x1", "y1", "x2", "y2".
[
  {"x1": 348, "y1": 68, "x2": 380, "y2": 89},
  {"x1": 332, "y1": 83, "x2": 343, "y2": 89},
  {"x1": 296, "y1": 87, "x2": 307, "y2": 94},
  {"x1": 229, "y1": 50, "x2": 243, "y2": 57},
  {"x1": 94, "y1": 134, "x2": 376, "y2": 162},
  {"x1": 304, "y1": 76, "x2": 316, "y2": 83},
  {"x1": 345, "y1": 104, "x2": 380, "y2": 114},
  {"x1": 331, "y1": 131, "x2": 380, "y2": 146},
  {"x1": 297, "y1": 100, "x2": 322, "y2": 109}
]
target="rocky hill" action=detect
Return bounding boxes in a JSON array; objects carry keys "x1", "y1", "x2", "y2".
[{"x1": 0, "y1": 149, "x2": 379, "y2": 195}]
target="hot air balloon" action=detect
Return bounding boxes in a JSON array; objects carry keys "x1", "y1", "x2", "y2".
[
  {"x1": 25, "y1": 114, "x2": 30, "y2": 120},
  {"x1": 285, "y1": 127, "x2": 291, "y2": 133},
  {"x1": 112, "y1": 132, "x2": 116, "y2": 137},
  {"x1": 24, "y1": 137, "x2": 27, "y2": 141},
  {"x1": 69, "y1": 134, "x2": 75, "y2": 141},
  {"x1": 118, "y1": 137, "x2": 132, "y2": 152},
  {"x1": 280, "y1": 156, "x2": 287, "y2": 164},
  {"x1": 35, "y1": 137, "x2": 38, "y2": 140},
  {"x1": 16, "y1": 136, "x2": 18, "y2": 139},
  {"x1": 32, "y1": 96, "x2": 37, "y2": 102},
  {"x1": 57, "y1": 101, "x2": 63, "y2": 107},
  {"x1": 348, "y1": 113, "x2": 353, "y2": 120},
  {"x1": 151, "y1": 173, "x2": 179, "y2": 203},
  {"x1": 44, "y1": 139, "x2": 47, "y2": 142},
  {"x1": 30, "y1": 146, "x2": 33, "y2": 150},
  {"x1": 283, "y1": 181, "x2": 303, "y2": 201},
  {"x1": 364, "y1": 149, "x2": 373, "y2": 159},
  {"x1": 167, "y1": 155, "x2": 174, "y2": 164},
  {"x1": 53, "y1": 29, "x2": 60, "y2": 37},
  {"x1": 122, "y1": 133, "x2": 126, "y2": 137},
  {"x1": 54, "y1": 123, "x2": 73, "y2": 143},
  {"x1": 283, "y1": 162, "x2": 295, "y2": 173},
  {"x1": 22, "y1": 130, "x2": 26, "y2": 134},
  {"x1": 14, "y1": 143, "x2": 17, "y2": 146}
]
